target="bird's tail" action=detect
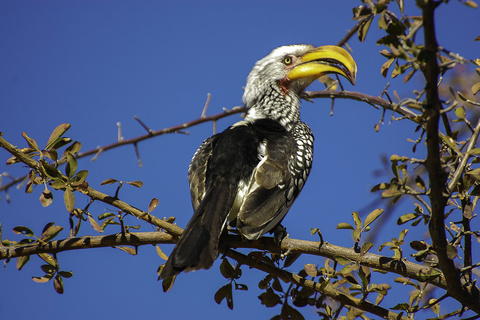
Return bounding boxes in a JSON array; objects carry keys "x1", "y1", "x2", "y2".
[{"x1": 159, "y1": 186, "x2": 235, "y2": 279}]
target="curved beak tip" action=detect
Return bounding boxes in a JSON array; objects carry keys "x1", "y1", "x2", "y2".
[{"x1": 288, "y1": 45, "x2": 357, "y2": 87}]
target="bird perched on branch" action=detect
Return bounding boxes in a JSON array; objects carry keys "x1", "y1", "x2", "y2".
[{"x1": 160, "y1": 44, "x2": 356, "y2": 280}]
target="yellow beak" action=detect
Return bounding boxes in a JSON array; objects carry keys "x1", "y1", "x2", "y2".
[{"x1": 287, "y1": 45, "x2": 357, "y2": 85}]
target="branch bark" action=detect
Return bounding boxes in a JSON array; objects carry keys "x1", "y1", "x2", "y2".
[
  {"x1": 0, "y1": 231, "x2": 447, "y2": 291},
  {"x1": 421, "y1": 0, "x2": 480, "y2": 312},
  {"x1": 226, "y1": 248, "x2": 409, "y2": 320}
]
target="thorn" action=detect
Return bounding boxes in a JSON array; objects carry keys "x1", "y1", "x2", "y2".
[
  {"x1": 336, "y1": 74, "x2": 345, "y2": 91},
  {"x1": 325, "y1": 80, "x2": 339, "y2": 91},
  {"x1": 213, "y1": 120, "x2": 217, "y2": 135},
  {"x1": 134, "y1": 143, "x2": 143, "y2": 167},
  {"x1": 201, "y1": 93, "x2": 211, "y2": 118},
  {"x1": 134, "y1": 116, "x2": 154, "y2": 134},
  {"x1": 380, "y1": 83, "x2": 391, "y2": 101},
  {"x1": 330, "y1": 99, "x2": 335, "y2": 116},
  {"x1": 281, "y1": 244, "x2": 293, "y2": 260},
  {"x1": 91, "y1": 148, "x2": 104, "y2": 162},
  {"x1": 117, "y1": 122, "x2": 124, "y2": 141}
]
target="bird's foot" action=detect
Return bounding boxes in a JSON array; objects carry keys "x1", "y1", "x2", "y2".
[{"x1": 273, "y1": 224, "x2": 288, "y2": 246}]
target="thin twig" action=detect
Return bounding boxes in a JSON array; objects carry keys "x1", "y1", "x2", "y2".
[{"x1": 201, "y1": 93, "x2": 211, "y2": 118}]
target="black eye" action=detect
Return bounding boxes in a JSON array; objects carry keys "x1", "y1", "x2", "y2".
[{"x1": 283, "y1": 56, "x2": 293, "y2": 65}]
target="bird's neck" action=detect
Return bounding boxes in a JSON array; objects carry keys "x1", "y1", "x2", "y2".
[{"x1": 244, "y1": 85, "x2": 301, "y2": 131}]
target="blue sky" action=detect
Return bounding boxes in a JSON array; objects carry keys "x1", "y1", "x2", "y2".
[{"x1": 1, "y1": 1, "x2": 479, "y2": 319}]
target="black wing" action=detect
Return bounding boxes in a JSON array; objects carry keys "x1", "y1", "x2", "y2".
[{"x1": 236, "y1": 121, "x2": 314, "y2": 239}]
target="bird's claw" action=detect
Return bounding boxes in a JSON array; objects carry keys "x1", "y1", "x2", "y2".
[{"x1": 273, "y1": 224, "x2": 288, "y2": 246}]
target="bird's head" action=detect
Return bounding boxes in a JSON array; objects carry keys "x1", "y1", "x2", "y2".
[{"x1": 242, "y1": 44, "x2": 357, "y2": 109}]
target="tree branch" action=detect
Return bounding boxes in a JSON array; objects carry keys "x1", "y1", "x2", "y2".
[
  {"x1": 0, "y1": 231, "x2": 174, "y2": 258},
  {"x1": 225, "y1": 248, "x2": 409, "y2": 320},
  {"x1": 302, "y1": 90, "x2": 421, "y2": 123},
  {"x1": 0, "y1": 134, "x2": 182, "y2": 236},
  {"x1": 0, "y1": 106, "x2": 245, "y2": 193},
  {"x1": 421, "y1": 0, "x2": 480, "y2": 312},
  {"x1": 0, "y1": 231, "x2": 447, "y2": 291},
  {"x1": 76, "y1": 106, "x2": 245, "y2": 160}
]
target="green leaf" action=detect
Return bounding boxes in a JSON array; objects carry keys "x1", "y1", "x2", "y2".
[
  {"x1": 415, "y1": 175, "x2": 426, "y2": 190},
  {"x1": 410, "y1": 240, "x2": 428, "y2": 251},
  {"x1": 126, "y1": 180, "x2": 143, "y2": 188},
  {"x1": 361, "y1": 242, "x2": 374, "y2": 255},
  {"x1": 394, "y1": 277, "x2": 418, "y2": 288},
  {"x1": 16, "y1": 255, "x2": 30, "y2": 270},
  {"x1": 215, "y1": 283, "x2": 233, "y2": 309},
  {"x1": 98, "y1": 212, "x2": 116, "y2": 220},
  {"x1": 41, "y1": 264, "x2": 56, "y2": 274},
  {"x1": 22, "y1": 132, "x2": 40, "y2": 152},
  {"x1": 399, "y1": 229, "x2": 408, "y2": 242},
  {"x1": 63, "y1": 189, "x2": 75, "y2": 213},
  {"x1": 116, "y1": 246, "x2": 136, "y2": 255},
  {"x1": 100, "y1": 178, "x2": 119, "y2": 185},
  {"x1": 65, "y1": 152, "x2": 77, "y2": 178},
  {"x1": 88, "y1": 215, "x2": 103, "y2": 233},
  {"x1": 40, "y1": 160, "x2": 62, "y2": 179},
  {"x1": 75, "y1": 170, "x2": 88, "y2": 183},
  {"x1": 358, "y1": 15, "x2": 373, "y2": 42},
  {"x1": 235, "y1": 283, "x2": 248, "y2": 291},
  {"x1": 336, "y1": 222, "x2": 354, "y2": 230},
  {"x1": 271, "y1": 277, "x2": 283, "y2": 292},
  {"x1": 397, "y1": 213, "x2": 417, "y2": 225},
  {"x1": 54, "y1": 274, "x2": 64, "y2": 294},
  {"x1": 49, "y1": 137, "x2": 72, "y2": 150},
  {"x1": 38, "y1": 253, "x2": 56, "y2": 267},
  {"x1": 41, "y1": 150, "x2": 58, "y2": 161},
  {"x1": 32, "y1": 275, "x2": 52, "y2": 283},
  {"x1": 416, "y1": 268, "x2": 442, "y2": 282},
  {"x1": 429, "y1": 298, "x2": 440, "y2": 316},
  {"x1": 472, "y1": 82, "x2": 480, "y2": 95},
  {"x1": 148, "y1": 198, "x2": 159, "y2": 213},
  {"x1": 334, "y1": 256, "x2": 352, "y2": 265},
  {"x1": 156, "y1": 245, "x2": 169, "y2": 260},
  {"x1": 370, "y1": 182, "x2": 389, "y2": 192},
  {"x1": 258, "y1": 289, "x2": 281, "y2": 308},
  {"x1": 40, "y1": 187, "x2": 53, "y2": 207},
  {"x1": 58, "y1": 271, "x2": 73, "y2": 278},
  {"x1": 40, "y1": 225, "x2": 63, "y2": 242},
  {"x1": 455, "y1": 106, "x2": 467, "y2": 120},
  {"x1": 281, "y1": 304, "x2": 305, "y2": 320},
  {"x1": 220, "y1": 258, "x2": 235, "y2": 279},
  {"x1": 50, "y1": 180, "x2": 66, "y2": 190},
  {"x1": 12, "y1": 226, "x2": 35, "y2": 237},
  {"x1": 283, "y1": 252, "x2": 301, "y2": 268},
  {"x1": 467, "y1": 148, "x2": 480, "y2": 156},
  {"x1": 464, "y1": 0, "x2": 478, "y2": 8},
  {"x1": 381, "y1": 58, "x2": 395, "y2": 77},
  {"x1": 446, "y1": 244, "x2": 457, "y2": 259},
  {"x1": 46, "y1": 123, "x2": 71, "y2": 150},
  {"x1": 64, "y1": 141, "x2": 82, "y2": 155},
  {"x1": 466, "y1": 168, "x2": 480, "y2": 181},
  {"x1": 303, "y1": 264, "x2": 318, "y2": 277},
  {"x1": 353, "y1": 228, "x2": 362, "y2": 243},
  {"x1": 457, "y1": 91, "x2": 467, "y2": 101},
  {"x1": 364, "y1": 208, "x2": 384, "y2": 229},
  {"x1": 352, "y1": 211, "x2": 362, "y2": 229}
]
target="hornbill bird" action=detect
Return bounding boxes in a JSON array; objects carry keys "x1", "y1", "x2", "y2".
[{"x1": 160, "y1": 44, "x2": 356, "y2": 280}]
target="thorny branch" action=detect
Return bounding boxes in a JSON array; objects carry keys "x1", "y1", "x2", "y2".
[{"x1": 1, "y1": 90, "x2": 421, "y2": 195}]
